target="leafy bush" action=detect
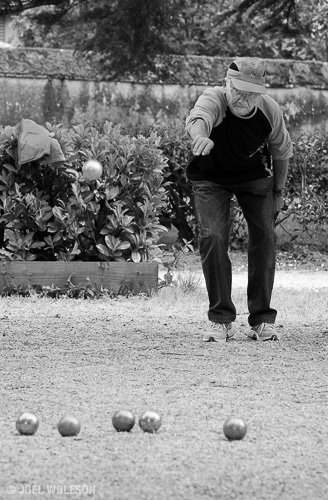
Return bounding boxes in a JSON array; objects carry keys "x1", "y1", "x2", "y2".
[
  {"x1": 155, "y1": 126, "x2": 196, "y2": 241},
  {"x1": 1, "y1": 119, "x2": 326, "y2": 260},
  {"x1": 288, "y1": 131, "x2": 328, "y2": 196},
  {"x1": 278, "y1": 131, "x2": 328, "y2": 248},
  {"x1": 0, "y1": 121, "x2": 168, "y2": 261},
  {"x1": 155, "y1": 125, "x2": 328, "y2": 252},
  {"x1": 228, "y1": 131, "x2": 328, "y2": 250},
  {"x1": 125, "y1": 123, "x2": 328, "y2": 252},
  {"x1": 118, "y1": 121, "x2": 197, "y2": 244}
]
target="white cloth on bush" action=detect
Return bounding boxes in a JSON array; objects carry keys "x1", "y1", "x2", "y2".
[{"x1": 8, "y1": 119, "x2": 65, "y2": 166}]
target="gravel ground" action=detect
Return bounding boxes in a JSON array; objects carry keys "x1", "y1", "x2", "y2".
[{"x1": 0, "y1": 251, "x2": 327, "y2": 500}]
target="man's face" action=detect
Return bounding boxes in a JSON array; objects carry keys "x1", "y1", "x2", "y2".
[{"x1": 225, "y1": 78, "x2": 261, "y2": 117}]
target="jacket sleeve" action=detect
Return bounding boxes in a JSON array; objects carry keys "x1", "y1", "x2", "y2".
[{"x1": 185, "y1": 87, "x2": 226, "y2": 137}]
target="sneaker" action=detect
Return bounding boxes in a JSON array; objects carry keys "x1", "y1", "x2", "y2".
[
  {"x1": 203, "y1": 323, "x2": 234, "y2": 342},
  {"x1": 247, "y1": 323, "x2": 279, "y2": 341}
]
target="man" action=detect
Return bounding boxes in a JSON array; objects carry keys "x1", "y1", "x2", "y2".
[{"x1": 185, "y1": 57, "x2": 293, "y2": 342}]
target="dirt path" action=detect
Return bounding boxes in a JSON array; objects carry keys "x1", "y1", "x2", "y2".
[{"x1": 0, "y1": 260, "x2": 327, "y2": 500}]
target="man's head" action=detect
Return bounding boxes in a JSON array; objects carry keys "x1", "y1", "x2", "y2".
[{"x1": 225, "y1": 57, "x2": 266, "y2": 116}]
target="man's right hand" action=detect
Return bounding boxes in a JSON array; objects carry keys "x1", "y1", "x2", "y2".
[{"x1": 191, "y1": 135, "x2": 214, "y2": 156}]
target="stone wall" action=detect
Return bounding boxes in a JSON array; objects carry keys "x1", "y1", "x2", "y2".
[{"x1": 1, "y1": 47, "x2": 328, "y2": 134}]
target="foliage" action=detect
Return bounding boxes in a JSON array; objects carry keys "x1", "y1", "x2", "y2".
[
  {"x1": 0, "y1": 121, "x2": 168, "y2": 261},
  {"x1": 6, "y1": 0, "x2": 181, "y2": 78},
  {"x1": 227, "y1": 131, "x2": 328, "y2": 250},
  {"x1": 156, "y1": 125, "x2": 328, "y2": 252},
  {"x1": 158, "y1": 238, "x2": 195, "y2": 290},
  {"x1": 288, "y1": 132, "x2": 328, "y2": 197},
  {"x1": 279, "y1": 131, "x2": 328, "y2": 248},
  {"x1": 120, "y1": 121, "x2": 328, "y2": 252},
  {"x1": 205, "y1": 0, "x2": 328, "y2": 62},
  {"x1": 114, "y1": 121, "x2": 197, "y2": 244},
  {"x1": 0, "y1": 118, "x2": 327, "y2": 259},
  {"x1": 2, "y1": 0, "x2": 328, "y2": 80},
  {"x1": 1, "y1": 275, "x2": 156, "y2": 298},
  {"x1": 154, "y1": 126, "x2": 196, "y2": 242}
]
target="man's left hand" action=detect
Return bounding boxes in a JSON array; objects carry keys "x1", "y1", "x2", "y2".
[{"x1": 273, "y1": 192, "x2": 284, "y2": 216}]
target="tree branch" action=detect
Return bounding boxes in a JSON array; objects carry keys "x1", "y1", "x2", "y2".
[{"x1": 0, "y1": 0, "x2": 73, "y2": 15}]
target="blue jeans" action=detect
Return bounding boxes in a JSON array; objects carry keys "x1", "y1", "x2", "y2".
[{"x1": 192, "y1": 178, "x2": 277, "y2": 327}]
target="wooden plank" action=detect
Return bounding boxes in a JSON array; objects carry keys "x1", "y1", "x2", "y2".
[{"x1": 0, "y1": 261, "x2": 158, "y2": 295}]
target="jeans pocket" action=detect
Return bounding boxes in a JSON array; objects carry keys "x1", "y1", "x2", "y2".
[{"x1": 192, "y1": 180, "x2": 217, "y2": 194}]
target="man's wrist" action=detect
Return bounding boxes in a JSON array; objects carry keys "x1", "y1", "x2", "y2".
[{"x1": 273, "y1": 187, "x2": 286, "y2": 196}]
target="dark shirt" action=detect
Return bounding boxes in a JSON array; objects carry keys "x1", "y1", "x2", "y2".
[{"x1": 185, "y1": 87, "x2": 293, "y2": 185}]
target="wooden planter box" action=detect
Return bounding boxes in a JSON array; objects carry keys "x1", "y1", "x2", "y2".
[{"x1": 0, "y1": 261, "x2": 158, "y2": 295}]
